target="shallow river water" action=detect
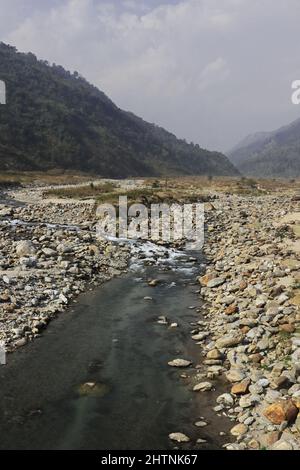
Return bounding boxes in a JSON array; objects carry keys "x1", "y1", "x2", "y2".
[{"x1": 0, "y1": 244, "x2": 229, "y2": 450}]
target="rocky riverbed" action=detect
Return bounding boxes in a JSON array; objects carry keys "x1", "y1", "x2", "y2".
[
  {"x1": 1, "y1": 183, "x2": 300, "y2": 450},
  {"x1": 189, "y1": 194, "x2": 300, "y2": 450},
  {"x1": 0, "y1": 198, "x2": 130, "y2": 352}
]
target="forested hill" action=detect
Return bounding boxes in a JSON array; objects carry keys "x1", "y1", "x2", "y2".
[
  {"x1": 0, "y1": 43, "x2": 239, "y2": 177},
  {"x1": 228, "y1": 118, "x2": 300, "y2": 178}
]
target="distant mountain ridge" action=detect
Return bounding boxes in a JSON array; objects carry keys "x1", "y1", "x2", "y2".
[
  {"x1": 228, "y1": 118, "x2": 300, "y2": 177},
  {"x1": 0, "y1": 43, "x2": 239, "y2": 178}
]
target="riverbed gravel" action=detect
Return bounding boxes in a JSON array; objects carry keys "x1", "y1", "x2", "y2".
[
  {"x1": 192, "y1": 193, "x2": 300, "y2": 450},
  {"x1": 2, "y1": 184, "x2": 300, "y2": 450},
  {"x1": 0, "y1": 198, "x2": 130, "y2": 352}
]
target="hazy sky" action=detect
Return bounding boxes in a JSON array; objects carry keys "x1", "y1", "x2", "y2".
[{"x1": 1, "y1": 0, "x2": 300, "y2": 151}]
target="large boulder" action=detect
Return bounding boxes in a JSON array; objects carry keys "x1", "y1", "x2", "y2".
[
  {"x1": 264, "y1": 400, "x2": 298, "y2": 425},
  {"x1": 16, "y1": 240, "x2": 36, "y2": 258},
  {"x1": 0, "y1": 206, "x2": 12, "y2": 217},
  {"x1": 215, "y1": 333, "x2": 244, "y2": 349}
]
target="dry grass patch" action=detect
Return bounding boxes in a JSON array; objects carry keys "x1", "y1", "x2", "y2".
[{"x1": 44, "y1": 182, "x2": 117, "y2": 199}]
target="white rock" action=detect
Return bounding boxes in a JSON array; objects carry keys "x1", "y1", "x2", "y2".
[
  {"x1": 196, "y1": 438, "x2": 207, "y2": 444},
  {"x1": 16, "y1": 240, "x2": 36, "y2": 257},
  {"x1": 257, "y1": 378, "x2": 269, "y2": 388},
  {"x1": 3, "y1": 275, "x2": 10, "y2": 284},
  {"x1": 277, "y1": 294, "x2": 289, "y2": 305},
  {"x1": 193, "y1": 382, "x2": 213, "y2": 392},
  {"x1": 217, "y1": 393, "x2": 234, "y2": 406},
  {"x1": 271, "y1": 440, "x2": 294, "y2": 451},
  {"x1": 194, "y1": 421, "x2": 208, "y2": 427},
  {"x1": 168, "y1": 358, "x2": 192, "y2": 368},
  {"x1": 255, "y1": 295, "x2": 267, "y2": 308},
  {"x1": 169, "y1": 432, "x2": 190, "y2": 443},
  {"x1": 42, "y1": 248, "x2": 57, "y2": 257},
  {"x1": 239, "y1": 394, "x2": 259, "y2": 408},
  {"x1": 225, "y1": 368, "x2": 245, "y2": 383},
  {"x1": 59, "y1": 294, "x2": 68, "y2": 304},
  {"x1": 191, "y1": 332, "x2": 209, "y2": 341},
  {"x1": 207, "y1": 277, "x2": 226, "y2": 288}
]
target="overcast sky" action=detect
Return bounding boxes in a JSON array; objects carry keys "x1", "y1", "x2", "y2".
[{"x1": 1, "y1": 0, "x2": 300, "y2": 151}]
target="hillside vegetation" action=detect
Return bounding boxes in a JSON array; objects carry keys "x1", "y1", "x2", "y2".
[{"x1": 0, "y1": 43, "x2": 238, "y2": 178}]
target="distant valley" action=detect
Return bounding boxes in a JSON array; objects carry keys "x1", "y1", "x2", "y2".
[{"x1": 228, "y1": 118, "x2": 300, "y2": 178}]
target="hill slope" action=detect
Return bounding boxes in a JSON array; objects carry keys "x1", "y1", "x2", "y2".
[
  {"x1": 228, "y1": 118, "x2": 300, "y2": 178},
  {"x1": 0, "y1": 43, "x2": 238, "y2": 178}
]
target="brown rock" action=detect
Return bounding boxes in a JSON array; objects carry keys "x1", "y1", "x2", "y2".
[
  {"x1": 279, "y1": 324, "x2": 295, "y2": 334},
  {"x1": 259, "y1": 431, "x2": 280, "y2": 448},
  {"x1": 0, "y1": 293, "x2": 10, "y2": 303},
  {"x1": 293, "y1": 398, "x2": 300, "y2": 410},
  {"x1": 204, "y1": 202, "x2": 216, "y2": 211},
  {"x1": 272, "y1": 375, "x2": 291, "y2": 389},
  {"x1": 271, "y1": 440, "x2": 294, "y2": 450},
  {"x1": 240, "y1": 326, "x2": 250, "y2": 334},
  {"x1": 215, "y1": 333, "x2": 244, "y2": 349},
  {"x1": 198, "y1": 273, "x2": 216, "y2": 287},
  {"x1": 270, "y1": 286, "x2": 283, "y2": 298},
  {"x1": 264, "y1": 400, "x2": 298, "y2": 425},
  {"x1": 272, "y1": 363, "x2": 285, "y2": 376},
  {"x1": 295, "y1": 414, "x2": 300, "y2": 432},
  {"x1": 247, "y1": 439, "x2": 260, "y2": 450},
  {"x1": 88, "y1": 245, "x2": 100, "y2": 256},
  {"x1": 225, "y1": 303, "x2": 238, "y2": 315},
  {"x1": 249, "y1": 353, "x2": 263, "y2": 363},
  {"x1": 231, "y1": 379, "x2": 250, "y2": 395},
  {"x1": 230, "y1": 423, "x2": 248, "y2": 437},
  {"x1": 239, "y1": 280, "x2": 247, "y2": 290},
  {"x1": 290, "y1": 292, "x2": 300, "y2": 306},
  {"x1": 3, "y1": 303, "x2": 16, "y2": 313},
  {"x1": 206, "y1": 349, "x2": 222, "y2": 360}
]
